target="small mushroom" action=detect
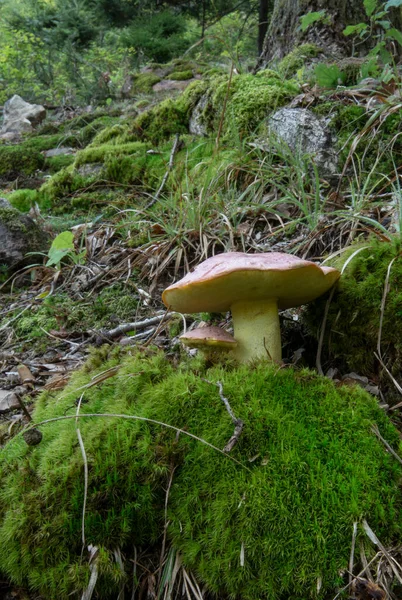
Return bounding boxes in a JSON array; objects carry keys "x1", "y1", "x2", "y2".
[
  {"x1": 180, "y1": 326, "x2": 237, "y2": 357},
  {"x1": 162, "y1": 252, "x2": 340, "y2": 363}
]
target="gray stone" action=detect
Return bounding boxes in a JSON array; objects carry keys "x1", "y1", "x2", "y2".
[
  {"x1": 267, "y1": 108, "x2": 338, "y2": 178},
  {"x1": 152, "y1": 79, "x2": 196, "y2": 93},
  {"x1": 0, "y1": 390, "x2": 20, "y2": 413},
  {"x1": 189, "y1": 93, "x2": 209, "y2": 136},
  {"x1": 76, "y1": 163, "x2": 103, "y2": 177},
  {"x1": 1, "y1": 95, "x2": 46, "y2": 135},
  {"x1": 43, "y1": 147, "x2": 75, "y2": 158},
  {"x1": 0, "y1": 198, "x2": 49, "y2": 270}
]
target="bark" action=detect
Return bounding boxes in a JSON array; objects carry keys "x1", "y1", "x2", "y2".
[
  {"x1": 257, "y1": 0, "x2": 402, "y2": 68},
  {"x1": 258, "y1": 0, "x2": 270, "y2": 56}
]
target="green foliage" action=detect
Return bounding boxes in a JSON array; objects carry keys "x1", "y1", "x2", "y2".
[
  {"x1": 314, "y1": 63, "x2": 346, "y2": 88},
  {"x1": 46, "y1": 231, "x2": 86, "y2": 268},
  {"x1": 120, "y1": 10, "x2": 197, "y2": 63},
  {"x1": 305, "y1": 237, "x2": 402, "y2": 375},
  {"x1": 300, "y1": 10, "x2": 329, "y2": 32},
  {"x1": 0, "y1": 353, "x2": 401, "y2": 599}
]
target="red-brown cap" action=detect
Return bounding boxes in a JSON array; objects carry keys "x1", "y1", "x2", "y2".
[
  {"x1": 180, "y1": 326, "x2": 237, "y2": 349},
  {"x1": 162, "y1": 252, "x2": 340, "y2": 313}
]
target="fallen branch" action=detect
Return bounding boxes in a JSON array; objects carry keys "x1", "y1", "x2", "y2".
[
  {"x1": 145, "y1": 134, "x2": 181, "y2": 209},
  {"x1": 102, "y1": 315, "x2": 167, "y2": 339},
  {"x1": 202, "y1": 379, "x2": 244, "y2": 452}
]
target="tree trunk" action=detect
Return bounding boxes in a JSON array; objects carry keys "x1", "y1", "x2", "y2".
[
  {"x1": 256, "y1": 0, "x2": 402, "y2": 68},
  {"x1": 258, "y1": 0, "x2": 270, "y2": 56}
]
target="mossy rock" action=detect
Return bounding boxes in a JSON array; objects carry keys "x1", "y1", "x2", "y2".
[
  {"x1": 0, "y1": 350, "x2": 401, "y2": 599},
  {"x1": 0, "y1": 145, "x2": 45, "y2": 181},
  {"x1": 132, "y1": 72, "x2": 162, "y2": 93},
  {"x1": 305, "y1": 237, "x2": 402, "y2": 376},
  {"x1": 166, "y1": 70, "x2": 194, "y2": 81},
  {"x1": 278, "y1": 44, "x2": 320, "y2": 77}
]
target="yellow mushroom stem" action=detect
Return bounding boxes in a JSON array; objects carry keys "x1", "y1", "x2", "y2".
[{"x1": 231, "y1": 298, "x2": 281, "y2": 363}]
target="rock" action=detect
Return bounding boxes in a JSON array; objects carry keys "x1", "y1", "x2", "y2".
[
  {"x1": 23, "y1": 428, "x2": 43, "y2": 446},
  {"x1": 76, "y1": 163, "x2": 103, "y2": 177},
  {"x1": 0, "y1": 391, "x2": 20, "y2": 413},
  {"x1": 189, "y1": 93, "x2": 209, "y2": 136},
  {"x1": 0, "y1": 198, "x2": 49, "y2": 270},
  {"x1": 267, "y1": 108, "x2": 338, "y2": 178},
  {"x1": 152, "y1": 79, "x2": 196, "y2": 93},
  {"x1": 1, "y1": 95, "x2": 46, "y2": 135},
  {"x1": 43, "y1": 147, "x2": 75, "y2": 158}
]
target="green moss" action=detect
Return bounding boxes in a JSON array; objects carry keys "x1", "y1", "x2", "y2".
[
  {"x1": 0, "y1": 145, "x2": 45, "y2": 180},
  {"x1": 0, "y1": 352, "x2": 401, "y2": 599},
  {"x1": 212, "y1": 74, "x2": 299, "y2": 138},
  {"x1": 166, "y1": 70, "x2": 194, "y2": 81},
  {"x1": 7, "y1": 189, "x2": 42, "y2": 213},
  {"x1": 45, "y1": 154, "x2": 75, "y2": 173},
  {"x1": 132, "y1": 73, "x2": 162, "y2": 93},
  {"x1": 278, "y1": 44, "x2": 320, "y2": 77},
  {"x1": 305, "y1": 237, "x2": 402, "y2": 376}
]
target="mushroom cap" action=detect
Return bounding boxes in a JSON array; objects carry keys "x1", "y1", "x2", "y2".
[
  {"x1": 180, "y1": 326, "x2": 237, "y2": 349},
  {"x1": 162, "y1": 252, "x2": 340, "y2": 313}
]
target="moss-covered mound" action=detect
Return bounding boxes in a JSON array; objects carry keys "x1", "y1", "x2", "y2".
[
  {"x1": 0, "y1": 350, "x2": 401, "y2": 599},
  {"x1": 0, "y1": 144, "x2": 45, "y2": 181},
  {"x1": 306, "y1": 237, "x2": 402, "y2": 376}
]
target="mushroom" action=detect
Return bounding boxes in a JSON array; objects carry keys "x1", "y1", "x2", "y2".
[
  {"x1": 162, "y1": 252, "x2": 340, "y2": 363},
  {"x1": 180, "y1": 325, "x2": 237, "y2": 358}
]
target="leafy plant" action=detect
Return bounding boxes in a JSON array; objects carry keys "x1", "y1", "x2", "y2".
[
  {"x1": 299, "y1": 10, "x2": 330, "y2": 32},
  {"x1": 46, "y1": 231, "x2": 86, "y2": 268}
]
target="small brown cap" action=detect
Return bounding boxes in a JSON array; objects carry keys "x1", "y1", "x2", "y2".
[
  {"x1": 163, "y1": 252, "x2": 340, "y2": 313},
  {"x1": 180, "y1": 326, "x2": 237, "y2": 349}
]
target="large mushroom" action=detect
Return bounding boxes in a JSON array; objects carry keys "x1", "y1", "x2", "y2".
[{"x1": 162, "y1": 252, "x2": 340, "y2": 363}]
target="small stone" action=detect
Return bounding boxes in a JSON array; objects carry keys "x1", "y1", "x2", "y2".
[
  {"x1": 0, "y1": 391, "x2": 20, "y2": 413},
  {"x1": 23, "y1": 428, "x2": 42, "y2": 446}
]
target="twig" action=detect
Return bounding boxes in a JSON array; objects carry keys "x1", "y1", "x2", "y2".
[
  {"x1": 377, "y1": 256, "x2": 397, "y2": 359},
  {"x1": 145, "y1": 134, "x2": 181, "y2": 210},
  {"x1": 371, "y1": 424, "x2": 402, "y2": 467},
  {"x1": 202, "y1": 379, "x2": 244, "y2": 452},
  {"x1": 102, "y1": 315, "x2": 167, "y2": 339},
  {"x1": 14, "y1": 390, "x2": 33, "y2": 422},
  {"x1": 331, "y1": 552, "x2": 382, "y2": 600},
  {"x1": 157, "y1": 465, "x2": 177, "y2": 589},
  {"x1": 5, "y1": 413, "x2": 248, "y2": 469},
  {"x1": 375, "y1": 352, "x2": 402, "y2": 402},
  {"x1": 75, "y1": 393, "x2": 88, "y2": 554},
  {"x1": 349, "y1": 522, "x2": 358, "y2": 586}
]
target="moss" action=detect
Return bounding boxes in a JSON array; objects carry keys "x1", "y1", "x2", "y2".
[
  {"x1": 0, "y1": 352, "x2": 401, "y2": 599},
  {"x1": 305, "y1": 237, "x2": 402, "y2": 376},
  {"x1": 132, "y1": 73, "x2": 162, "y2": 93},
  {"x1": 0, "y1": 145, "x2": 45, "y2": 181},
  {"x1": 45, "y1": 154, "x2": 75, "y2": 174},
  {"x1": 212, "y1": 74, "x2": 299, "y2": 138},
  {"x1": 278, "y1": 44, "x2": 320, "y2": 77},
  {"x1": 7, "y1": 189, "x2": 43, "y2": 212},
  {"x1": 166, "y1": 70, "x2": 194, "y2": 81}
]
